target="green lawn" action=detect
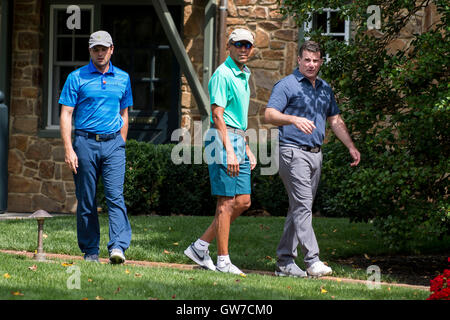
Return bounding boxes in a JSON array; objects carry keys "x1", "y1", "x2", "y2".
[
  {"x1": 0, "y1": 215, "x2": 447, "y2": 300},
  {"x1": 0, "y1": 252, "x2": 427, "y2": 300}
]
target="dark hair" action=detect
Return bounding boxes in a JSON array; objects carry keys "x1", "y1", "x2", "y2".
[{"x1": 298, "y1": 41, "x2": 324, "y2": 59}]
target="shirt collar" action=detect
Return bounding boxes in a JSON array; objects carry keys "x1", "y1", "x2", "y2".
[
  {"x1": 88, "y1": 59, "x2": 115, "y2": 75},
  {"x1": 293, "y1": 68, "x2": 323, "y2": 87},
  {"x1": 225, "y1": 56, "x2": 250, "y2": 77}
]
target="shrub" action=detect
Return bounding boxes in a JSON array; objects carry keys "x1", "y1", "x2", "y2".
[
  {"x1": 281, "y1": 0, "x2": 450, "y2": 248},
  {"x1": 98, "y1": 141, "x2": 289, "y2": 217}
]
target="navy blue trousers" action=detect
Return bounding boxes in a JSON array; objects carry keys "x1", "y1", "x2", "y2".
[{"x1": 73, "y1": 133, "x2": 131, "y2": 256}]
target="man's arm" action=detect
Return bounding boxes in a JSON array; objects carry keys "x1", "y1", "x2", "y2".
[
  {"x1": 212, "y1": 104, "x2": 240, "y2": 177},
  {"x1": 245, "y1": 140, "x2": 257, "y2": 171},
  {"x1": 264, "y1": 107, "x2": 316, "y2": 135},
  {"x1": 327, "y1": 114, "x2": 361, "y2": 166},
  {"x1": 120, "y1": 107, "x2": 129, "y2": 142},
  {"x1": 60, "y1": 105, "x2": 78, "y2": 174}
]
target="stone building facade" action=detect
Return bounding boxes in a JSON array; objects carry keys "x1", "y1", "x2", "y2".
[
  {"x1": 3, "y1": 0, "x2": 442, "y2": 213},
  {"x1": 183, "y1": 0, "x2": 299, "y2": 135}
]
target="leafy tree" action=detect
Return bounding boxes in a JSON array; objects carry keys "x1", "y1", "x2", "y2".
[{"x1": 280, "y1": 0, "x2": 449, "y2": 248}]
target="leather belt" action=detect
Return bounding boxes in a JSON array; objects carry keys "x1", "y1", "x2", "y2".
[
  {"x1": 211, "y1": 123, "x2": 246, "y2": 138},
  {"x1": 281, "y1": 144, "x2": 321, "y2": 153},
  {"x1": 299, "y1": 145, "x2": 321, "y2": 153},
  {"x1": 75, "y1": 130, "x2": 120, "y2": 142}
]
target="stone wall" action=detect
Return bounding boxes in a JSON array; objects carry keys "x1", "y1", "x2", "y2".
[
  {"x1": 179, "y1": 0, "x2": 206, "y2": 133},
  {"x1": 227, "y1": 0, "x2": 298, "y2": 135},
  {"x1": 180, "y1": 1, "x2": 443, "y2": 140},
  {"x1": 181, "y1": 0, "x2": 300, "y2": 140},
  {"x1": 6, "y1": 0, "x2": 212, "y2": 214},
  {"x1": 6, "y1": 0, "x2": 444, "y2": 213},
  {"x1": 7, "y1": 0, "x2": 77, "y2": 213}
]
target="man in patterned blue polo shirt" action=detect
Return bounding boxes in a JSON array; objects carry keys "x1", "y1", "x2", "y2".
[
  {"x1": 59, "y1": 30, "x2": 132, "y2": 264},
  {"x1": 265, "y1": 41, "x2": 360, "y2": 278}
]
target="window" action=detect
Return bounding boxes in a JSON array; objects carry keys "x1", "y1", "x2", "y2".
[
  {"x1": 47, "y1": 5, "x2": 93, "y2": 129},
  {"x1": 44, "y1": 2, "x2": 182, "y2": 143},
  {"x1": 303, "y1": 8, "x2": 350, "y2": 60}
]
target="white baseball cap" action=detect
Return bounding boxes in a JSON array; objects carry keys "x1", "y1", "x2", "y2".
[
  {"x1": 89, "y1": 30, "x2": 113, "y2": 48},
  {"x1": 228, "y1": 29, "x2": 254, "y2": 45}
]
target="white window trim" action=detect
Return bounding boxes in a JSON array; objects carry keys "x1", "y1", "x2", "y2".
[
  {"x1": 303, "y1": 8, "x2": 350, "y2": 42},
  {"x1": 46, "y1": 4, "x2": 94, "y2": 130},
  {"x1": 303, "y1": 8, "x2": 350, "y2": 61}
]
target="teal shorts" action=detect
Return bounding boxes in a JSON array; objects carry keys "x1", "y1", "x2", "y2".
[{"x1": 204, "y1": 129, "x2": 251, "y2": 197}]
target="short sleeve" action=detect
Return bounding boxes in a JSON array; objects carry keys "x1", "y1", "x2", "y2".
[
  {"x1": 267, "y1": 80, "x2": 289, "y2": 113},
  {"x1": 58, "y1": 72, "x2": 79, "y2": 107},
  {"x1": 208, "y1": 72, "x2": 228, "y2": 108},
  {"x1": 120, "y1": 75, "x2": 133, "y2": 109},
  {"x1": 327, "y1": 88, "x2": 340, "y2": 117}
]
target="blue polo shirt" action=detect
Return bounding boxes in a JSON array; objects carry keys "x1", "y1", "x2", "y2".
[
  {"x1": 59, "y1": 60, "x2": 133, "y2": 134},
  {"x1": 267, "y1": 69, "x2": 340, "y2": 147}
]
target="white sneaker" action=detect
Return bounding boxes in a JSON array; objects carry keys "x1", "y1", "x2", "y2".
[
  {"x1": 275, "y1": 262, "x2": 307, "y2": 278},
  {"x1": 184, "y1": 243, "x2": 216, "y2": 271},
  {"x1": 216, "y1": 262, "x2": 246, "y2": 276},
  {"x1": 307, "y1": 261, "x2": 332, "y2": 277},
  {"x1": 109, "y1": 248, "x2": 126, "y2": 264}
]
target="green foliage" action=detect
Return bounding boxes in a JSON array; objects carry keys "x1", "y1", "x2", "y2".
[{"x1": 280, "y1": 0, "x2": 450, "y2": 248}]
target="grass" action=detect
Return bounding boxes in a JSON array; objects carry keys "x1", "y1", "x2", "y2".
[
  {"x1": 0, "y1": 253, "x2": 427, "y2": 300},
  {"x1": 0, "y1": 215, "x2": 447, "y2": 300}
]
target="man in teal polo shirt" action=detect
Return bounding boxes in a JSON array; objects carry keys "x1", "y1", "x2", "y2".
[
  {"x1": 184, "y1": 29, "x2": 257, "y2": 275},
  {"x1": 60, "y1": 31, "x2": 132, "y2": 264}
]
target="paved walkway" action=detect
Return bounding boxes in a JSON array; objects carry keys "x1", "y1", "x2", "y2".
[{"x1": 0, "y1": 249, "x2": 429, "y2": 291}]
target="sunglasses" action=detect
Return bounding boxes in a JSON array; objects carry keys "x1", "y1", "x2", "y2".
[{"x1": 232, "y1": 41, "x2": 253, "y2": 49}]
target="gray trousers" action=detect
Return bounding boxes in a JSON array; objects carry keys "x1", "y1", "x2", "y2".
[{"x1": 276, "y1": 146, "x2": 322, "y2": 268}]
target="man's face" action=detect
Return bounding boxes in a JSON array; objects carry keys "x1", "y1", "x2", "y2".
[
  {"x1": 298, "y1": 50, "x2": 323, "y2": 81},
  {"x1": 89, "y1": 45, "x2": 114, "y2": 68},
  {"x1": 227, "y1": 41, "x2": 254, "y2": 68}
]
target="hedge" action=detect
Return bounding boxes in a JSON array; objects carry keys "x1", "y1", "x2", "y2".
[{"x1": 97, "y1": 140, "x2": 290, "y2": 217}]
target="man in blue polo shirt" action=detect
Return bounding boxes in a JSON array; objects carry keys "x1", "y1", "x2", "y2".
[
  {"x1": 59, "y1": 30, "x2": 132, "y2": 264},
  {"x1": 265, "y1": 41, "x2": 360, "y2": 278}
]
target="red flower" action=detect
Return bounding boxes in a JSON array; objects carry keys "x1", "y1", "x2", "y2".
[{"x1": 427, "y1": 267, "x2": 450, "y2": 300}]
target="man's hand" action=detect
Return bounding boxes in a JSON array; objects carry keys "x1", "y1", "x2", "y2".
[
  {"x1": 226, "y1": 149, "x2": 240, "y2": 177},
  {"x1": 349, "y1": 147, "x2": 361, "y2": 167},
  {"x1": 60, "y1": 105, "x2": 78, "y2": 174},
  {"x1": 292, "y1": 116, "x2": 316, "y2": 135},
  {"x1": 264, "y1": 108, "x2": 315, "y2": 134},
  {"x1": 65, "y1": 148, "x2": 79, "y2": 174},
  {"x1": 327, "y1": 114, "x2": 360, "y2": 167},
  {"x1": 246, "y1": 145, "x2": 257, "y2": 170}
]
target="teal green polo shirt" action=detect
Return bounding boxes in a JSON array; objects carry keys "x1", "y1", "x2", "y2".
[{"x1": 208, "y1": 56, "x2": 251, "y2": 131}]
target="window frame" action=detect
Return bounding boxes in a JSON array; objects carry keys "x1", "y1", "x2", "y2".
[
  {"x1": 46, "y1": 4, "x2": 94, "y2": 130},
  {"x1": 302, "y1": 8, "x2": 350, "y2": 62},
  {"x1": 304, "y1": 8, "x2": 350, "y2": 42},
  {"x1": 41, "y1": 1, "x2": 184, "y2": 141}
]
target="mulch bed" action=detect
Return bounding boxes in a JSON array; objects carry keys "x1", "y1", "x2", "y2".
[{"x1": 335, "y1": 254, "x2": 450, "y2": 287}]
